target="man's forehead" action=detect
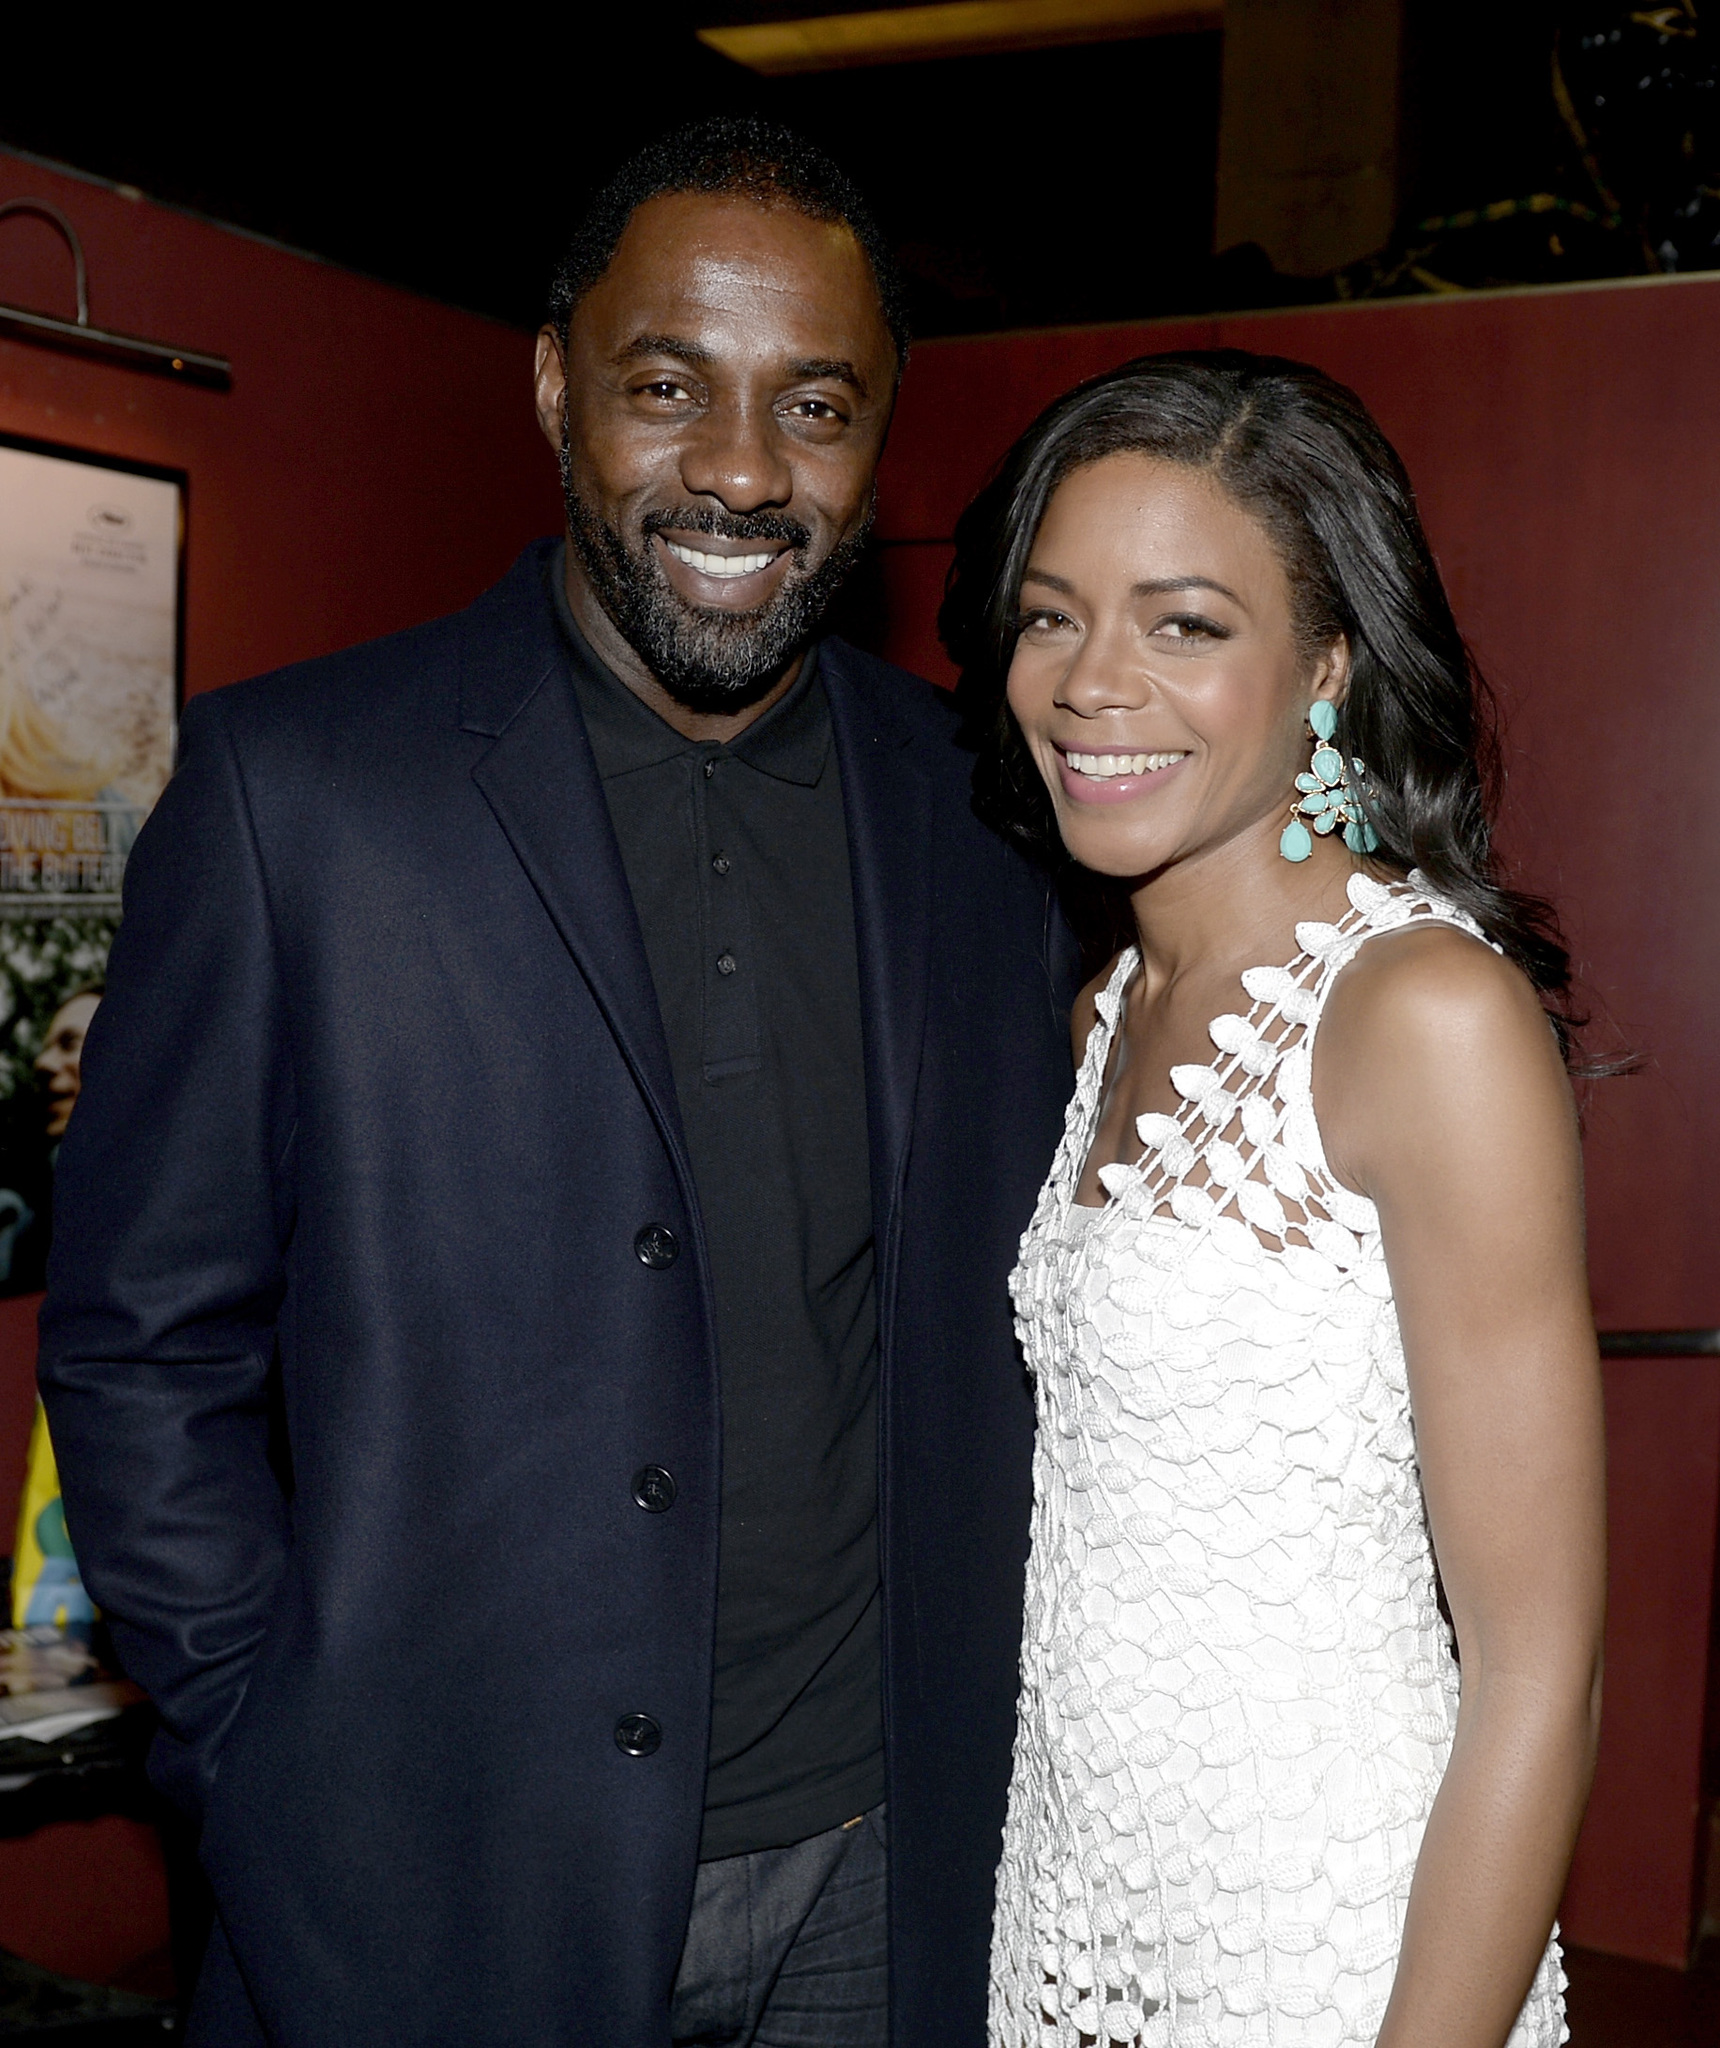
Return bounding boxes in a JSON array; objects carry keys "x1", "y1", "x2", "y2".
[{"x1": 577, "y1": 192, "x2": 888, "y2": 362}]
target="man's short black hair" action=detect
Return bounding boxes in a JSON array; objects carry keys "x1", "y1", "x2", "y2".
[{"x1": 547, "y1": 115, "x2": 911, "y2": 368}]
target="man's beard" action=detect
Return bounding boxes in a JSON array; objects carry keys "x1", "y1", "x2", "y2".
[{"x1": 561, "y1": 445, "x2": 871, "y2": 715}]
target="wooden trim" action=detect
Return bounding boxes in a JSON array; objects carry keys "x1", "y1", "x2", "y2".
[{"x1": 1600, "y1": 1332, "x2": 1720, "y2": 1358}]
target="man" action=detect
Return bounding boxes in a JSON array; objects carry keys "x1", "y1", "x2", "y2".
[{"x1": 40, "y1": 120, "x2": 1076, "y2": 2047}]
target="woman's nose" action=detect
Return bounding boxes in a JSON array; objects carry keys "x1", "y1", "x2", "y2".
[{"x1": 1055, "y1": 623, "x2": 1154, "y2": 717}]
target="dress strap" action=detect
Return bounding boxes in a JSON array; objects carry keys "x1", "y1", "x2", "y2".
[
  {"x1": 1089, "y1": 871, "x2": 1493, "y2": 1257},
  {"x1": 1297, "y1": 869, "x2": 1494, "y2": 1009},
  {"x1": 1270, "y1": 870, "x2": 1498, "y2": 1238}
]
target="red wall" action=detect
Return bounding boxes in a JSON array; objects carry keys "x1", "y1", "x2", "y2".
[
  {"x1": 870, "y1": 281, "x2": 1720, "y2": 1966},
  {"x1": 0, "y1": 150, "x2": 562, "y2": 1992},
  {"x1": 0, "y1": 154, "x2": 564, "y2": 699}
]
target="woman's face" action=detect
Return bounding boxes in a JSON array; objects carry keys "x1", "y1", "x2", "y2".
[{"x1": 1006, "y1": 452, "x2": 1344, "y2": 881}]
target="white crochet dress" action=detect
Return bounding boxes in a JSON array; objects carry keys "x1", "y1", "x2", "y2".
[{"x1": 990, "y1": 872, "x2": 1567, "y2": 2048}]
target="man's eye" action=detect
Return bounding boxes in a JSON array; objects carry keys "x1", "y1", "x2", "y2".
[
  {"x1": 639, "y1": 380, "x2": 691, "y2": 401},
  {"x1": 785, "y1": 398, "x2": 842, "y2": 421}
]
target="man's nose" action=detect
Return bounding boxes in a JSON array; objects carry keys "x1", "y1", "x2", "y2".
[{"x1": 679, "y1": 396, "x2": 793, "y2": 512}]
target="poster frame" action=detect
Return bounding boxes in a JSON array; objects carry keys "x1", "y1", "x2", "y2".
[{"x1": 0, "y1": 425, "x2": 187, "y2": 755}]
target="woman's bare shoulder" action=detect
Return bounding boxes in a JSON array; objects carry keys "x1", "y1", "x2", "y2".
[
  {"x1": 1316, "y1": 917, "x2": 1571, "y2": 1194},
  {"x1": 1323, "y1": 917, "x2": 1549, "y2": 1067}
]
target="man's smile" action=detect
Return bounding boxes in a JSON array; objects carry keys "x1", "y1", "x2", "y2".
[
  {"x1": 653, "y1": 529, "x2": 797, "y2": 608},
  {"x1": 661, "y1": 535, "x2": 791, "y2": 580}
]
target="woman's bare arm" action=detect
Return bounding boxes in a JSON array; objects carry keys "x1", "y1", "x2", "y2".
[{"x1": 1316, "y1": 924, "x2": 1606, "y2": 2048}]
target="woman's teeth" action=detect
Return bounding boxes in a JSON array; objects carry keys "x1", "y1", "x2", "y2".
[
  {"x1": 664, "y1": 538, "x2": 782, "y2": 579},
  {"x1": 1065, "y1": 750, "x2": 1187, "y2": 779}
]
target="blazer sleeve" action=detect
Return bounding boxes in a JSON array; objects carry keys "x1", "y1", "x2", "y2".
[{"x1": 38, "y1": 685, "x2": 297, "y2": 1817}]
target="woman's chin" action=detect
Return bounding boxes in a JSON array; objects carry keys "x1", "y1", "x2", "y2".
[{"x1": 1057, "y1": 820, "x2": 1170, "y2": 881}]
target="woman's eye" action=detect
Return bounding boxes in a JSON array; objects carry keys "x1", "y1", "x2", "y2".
[
  {"x1": 1018, "y1": 608, "x2": 1075, "y2": 635},
  {"x1": 1154, "y1": 613, "x2": 1225, "y2": 642}
]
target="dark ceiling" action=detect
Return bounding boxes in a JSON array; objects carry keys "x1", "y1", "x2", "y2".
[
  {"x1": 0, "y1": 8, "x2": 1219, "y2": 338},
  {"x1": 0, "y1": 5, "x2": 1709, "y2": 342}
]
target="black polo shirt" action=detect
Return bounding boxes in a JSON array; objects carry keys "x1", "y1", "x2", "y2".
[{"x1": 551, "y1": 566, "x2": 884, "y2": 1859}]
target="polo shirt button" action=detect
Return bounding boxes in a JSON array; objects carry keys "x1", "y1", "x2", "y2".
[
  {"x1": 712, "y1": 853, "x2": 731, "y2": 875},
  {"x1": 615, "y1": 1713, "x2": 661, "y2": 1757},
  {"x1": 716, "y1": 952, "x2": 736, "y2": 976},
  {"x1": 632, "y1": 1465, "x2": 677, "y2": 1513},
  {"x1": 634, "y1": 1224, "x2": 679, "y2": 1269}
]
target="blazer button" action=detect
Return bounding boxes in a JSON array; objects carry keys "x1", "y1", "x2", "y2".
[
  {"x1": 615, "y1": 1713, "x2": 662, "y2": 1757},
  {"x1": 634, "y1": 1224, "x2": 679, "y2": 1269},
  {"x1": 632, "y1": 1465, "x2": 677, "y2": 1513}
]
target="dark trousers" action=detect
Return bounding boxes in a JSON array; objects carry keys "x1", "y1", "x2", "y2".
[{"x1": 670, "y1": 1805, "x2": 888, "y2": 2048}]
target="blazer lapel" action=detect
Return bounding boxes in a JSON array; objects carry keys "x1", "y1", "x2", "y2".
[
  {"x1": 459, "y1": 551, "x2": 692, "y2": 1187},
  {"x1": 823, "y1": 641, "x2": 933, "y2": 1322}
]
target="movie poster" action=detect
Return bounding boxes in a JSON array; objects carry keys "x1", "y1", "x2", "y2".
[{"x1": 0, "y1": 435, "x2": 182, "y2": 1299}]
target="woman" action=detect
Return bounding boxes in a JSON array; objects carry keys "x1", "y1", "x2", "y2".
[{"x1": 943, "y1": 353, "x2": 1605, "y2": 2048}]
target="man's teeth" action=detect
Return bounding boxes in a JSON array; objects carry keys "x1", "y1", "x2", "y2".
[
  {"x1": 664, "y1": 538, "x2": 782, "y2": 579},
  {"x1": 1066, "y1": 750, "x2": 1188, "y2": 779}
]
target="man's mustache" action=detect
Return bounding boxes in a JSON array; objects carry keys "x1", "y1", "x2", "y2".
[{"x1": 641, "y1": 507, "x2": 811, "y2": 553}]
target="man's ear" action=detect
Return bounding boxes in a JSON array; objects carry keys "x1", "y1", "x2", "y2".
[{"x1": 533, "y1": 326, "x2": 567, "y2": 456}]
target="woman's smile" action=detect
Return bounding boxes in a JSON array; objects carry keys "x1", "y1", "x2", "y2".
[{"x1": 1054, "y1": 744, "x2": 1191, "y2": 805}]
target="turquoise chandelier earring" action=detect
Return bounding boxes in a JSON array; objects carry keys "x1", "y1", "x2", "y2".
[{"x1": 1280, "y1": 701, "x2": 1380, "y2": 862}]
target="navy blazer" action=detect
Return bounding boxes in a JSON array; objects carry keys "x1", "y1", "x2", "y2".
[{"x1": 39, "y1": 542, "x2": 1077, "y2": 2048}]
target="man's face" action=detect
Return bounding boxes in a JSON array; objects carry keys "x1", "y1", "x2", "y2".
[{"x1": 535, "y1": 192, "x2": 898, "y2": 714}]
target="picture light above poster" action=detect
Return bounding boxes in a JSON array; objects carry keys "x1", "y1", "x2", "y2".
[
  {"x1": 0, "y1": 430, "x2": 183, "y2": 1300},
  {"x1": 0, "y1": 197, "x2": 230, "y2": 388}
]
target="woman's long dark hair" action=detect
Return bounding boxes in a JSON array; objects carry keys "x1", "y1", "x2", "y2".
[{"x1": 942, "y1": 349, "x2": 1581, "y2": 1057}]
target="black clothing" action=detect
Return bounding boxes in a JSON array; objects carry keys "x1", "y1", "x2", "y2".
[
  {"x1": 41, "y1": 540, "x2": 1079, "y2": 2048},
  {"x1": 671, "y1": 1804, "x2": 888, "y2": 2043},
  {"x1": 553, "y1": 582, "x2": 884, "y2": 1858}
]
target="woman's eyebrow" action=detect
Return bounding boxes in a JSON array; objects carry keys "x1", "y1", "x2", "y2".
[
  {"x1": 1019, "y1": 569, "x2": 1247, "y2": 607},
  {"x1": 1132, "y1": 575, "x2": 1244, "y2": 604}
]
